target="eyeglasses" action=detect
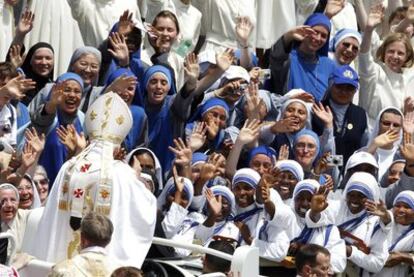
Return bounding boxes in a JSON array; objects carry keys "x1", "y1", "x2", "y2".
[
  {"x1": 34, "y1": 178, "x2": 49, "y2": 186},
  {"x1": 380, "y1": 120, "x2": 401, "y2": 128},
  {"x1": 295, "y1": 142, "x2": 317, "y2": 151}
]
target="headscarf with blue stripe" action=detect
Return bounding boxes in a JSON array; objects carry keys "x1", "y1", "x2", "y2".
[
  {"x1": 204, "y1": 186, "x2": 236, "y2": 220},
  {"x1": 232, "y1": 168, "x2": 261, "y2": 190},
  {"x1": 157, "y1": 176, "x2": 194, "y2": 211},
  {"x1": 344, "y1": 172, "x2": 380, "y2": 202},
  {"x1": 293, "y1": 179, "x2": 320, "y2": 200},
  {"x1": 192, "y1": 152, "x2": 208, "y2": 166},
  {"x1": 275, "y1": 160, "x2": 304, "y2": 181},
  {"x1": 393, "y1": 191, "x2": 414, "y2": 210}
]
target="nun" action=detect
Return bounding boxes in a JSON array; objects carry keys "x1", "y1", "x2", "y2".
[
  {"x1": 290, "y1": 179, "x2": 346, "y2": 273},
  {"x1": 306, "y1": 172, "x2": 390, "y2": 276},
  {"x1": 232, "y1": 168, "x2": 263, "y2": 245},
  {"x1": 22, "y1": 72, "x2": 85, "y2": 184},
  {"x1": 377, "y1": 191, "x2": 414, "y2": 276},
  {"x1": 141, "y1": 65, "x2": 194, "y2": 173}
]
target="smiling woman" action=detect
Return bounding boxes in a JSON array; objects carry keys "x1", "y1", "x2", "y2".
[
  {"x1": 20, "y1": 42, "x2": 55, "y2": 105},
  {"x1": 26, "y1": 72, "x2": 85, "y2": 184}
]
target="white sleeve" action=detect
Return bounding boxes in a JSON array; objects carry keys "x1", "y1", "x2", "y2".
[
  {"x1": 305, "y1": 200, "x2": 340, "y2": 228},
  {"x1": 358, "y1": 52, "x2": 380, "y2": 112},
  {"x1": 348, "y1": 228, "x2": 390, "y2": 273},
  {"x1": 325, "y1": 227, "x2": 347, "y2": 273},
  {"x1": 161, "y1": 202, "x2": 189, "y2": 238},
  {"x1": 251, "y1": 229, "x2": 290, "y2": 262},
  {"x1": 195, "y1": 224, "x2": 215, "y2": 245}
]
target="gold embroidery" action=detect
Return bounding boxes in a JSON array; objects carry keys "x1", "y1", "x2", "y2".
[
  {"x1": 99, "y1": 189, "x2": 110, "y2": 200},
  {"x1": 115, "y1": 115, "x2": 124, "y2": 125},
  {"x1": 58, "y1": 200, "x2": 68, "y2": 211},
  {"x1": 89, "y1": 110, "x2": 97, "y2": 121},
  {"x1": 67, "y1": 231, "x2": 81, "y2": 259}
]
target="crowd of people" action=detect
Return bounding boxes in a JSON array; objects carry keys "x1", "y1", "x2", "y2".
[{"x1": 0, "y1": 0, "x2": 414, "y2": 276}]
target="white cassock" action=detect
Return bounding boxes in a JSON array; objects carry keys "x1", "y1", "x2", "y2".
[
  {"x1": 376, "y1": 215, "x2": 414, "y2": 277},
  {"x1": 145, "y1": 0, "x2": 202, "y2": 54},
  {"x1": 255, "y1": 0, "x2": 318, "y2": 50},
  {"x1": 0, "y1": 2, "x2": 14, "y2": 61},
  {"x1": 21, "y1": 0, "x2": 84, "y2": 78},
  {"x1": 66, "y1": 0, "x2": 143, "y2": 47},
  {"x1": 29, "y1": 92, "x2": 157, "y2": 268},
  {"x1": 293, "y1": 215, "x2": 347, "y2": 273},
  {"x1": 329, "y1": 2, "x2": 358, "y2": 37},
  {"x1": 30, "y1": 143, "x2": 157, "y2": 267},
  {"x1": 197, "y1": 0, "x2": 257, "y2": 52}
]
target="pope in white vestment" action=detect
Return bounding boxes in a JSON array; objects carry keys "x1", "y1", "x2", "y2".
[{"x1": 30, "y1": 92, "x2": 157, "y2": 268}]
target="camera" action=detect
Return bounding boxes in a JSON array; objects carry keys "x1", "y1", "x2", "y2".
[
  {"x1": 326, "y1": 154, "x2": 343, "y2": 167},
  {"x1": 259, "y1": 69, "x2": 271, "y2": 83}
]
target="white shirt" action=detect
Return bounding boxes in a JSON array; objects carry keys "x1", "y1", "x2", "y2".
[
  {"x1": 67, "y1": 0, "x2": 143, "y2": 47},
  {"x1": 145, "y1": 0, "x2": 202, "y2": 54},
  {"x1": 358, "y1": 51, "x2": 414, "y2": 129}
]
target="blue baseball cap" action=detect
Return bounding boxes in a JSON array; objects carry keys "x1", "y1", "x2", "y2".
[{"x1": 329, "y1": 65, "x2": 359, "y2": 89}]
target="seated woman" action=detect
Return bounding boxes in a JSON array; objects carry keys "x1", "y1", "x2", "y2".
[
  {"x1": 359, "y1": 5, "x2": 414, "y2": 127},
  {"x1": 377, "y1": 190, "x2": 414, "y2": 277},
  {"x1": 23, "y1": 72, "x2": 85, "y2": 184},
  {"x1": 306, "y1": 172, "x2": 391, "y2": 276},
  {"x1": 105, "y1": 68, "x2": 148, "y2": 151},
  {"x1": 365, "y1": 107, "x2": 404, "y2": 180},
  {"x1": 29, "y1": 46, "x2": 103, "y2": 114},
  {"x1": 231, "y1": 168, "x2": 262, "y2": 246},
  {"x1": 20, "y1": 42, "x2": 55, "y2": 106},
  {"x1": 141, "y1": 64, "x2": 196, "y2": 173},
  {"x1": 16, "y1": 175, "x2": 41, "y2": 210},
  {"x1": 290, "y1": 179, "x2": 346, "y2": 274},
  {"x1": 268, "y1": 13, "x2": 336, "y2": 101}
]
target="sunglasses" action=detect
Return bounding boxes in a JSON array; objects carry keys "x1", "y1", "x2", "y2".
[{"x1": 34, "y1": 178, "x2": 49, "y2": 186}]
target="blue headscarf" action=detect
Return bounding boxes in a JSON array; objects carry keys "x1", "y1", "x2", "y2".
[
  {"x1": 105, "y1": 68, "x2": 143, "y2": 106},
  {"x1": 192, "y1": 152, "x2": 208, "y2": 166},
  {"x1": 303, "y1": 13, "x2": 332, "y2": 56},
  {"x1": 208, "y1": 186, "x2": 236, "y2": 219},
  {"x1": 102, "y1": 23, "x2": 145, "y2": 106},
  {"x1": 143, "y1": 65, "x2": 176, "y2": 173},
  {"x1": 189, "y1": 98, "x2": 230, "y2": 123},
  {"x1": 56, "y1": 72, "x2": 84, "y2": 92},
  {"x1": 247, "y1": 146, "x2": 277, "y2": 165},
  {"x1": 294, "y1": 129, "x2": 321, "y2": 160},
  {"x1": 141, "y1": 65, "x2": 176, "y2": 97}
]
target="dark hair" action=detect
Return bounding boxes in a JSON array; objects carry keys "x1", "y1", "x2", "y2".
[
  {"x1": 204, "y1": 240, "x2": 235, "y2": 273},
  {"x1": 152, "y1": 10, "x2": 180, "y2": 35},
  {"x1": 389, "y1": 6, "x2": 408, "y2": 24},
  {"x1": 128, "y1": 149, "x2": 156, "y2": 166},
  {"x1": 295, "y1": 244, "x2": 330, "y2": 273},
  {"x1": 380, "y1": 108, "x2": 402, "y2": 119},
  {"x1": 0, "y1": 62, "x2": 18, "y2": 82},
  {"x1": 81, "y1": 212, "x2": 113, "y2": 247},
  {"x1": 111, "y1": 266, "x2": 142, "y2": 277}
]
